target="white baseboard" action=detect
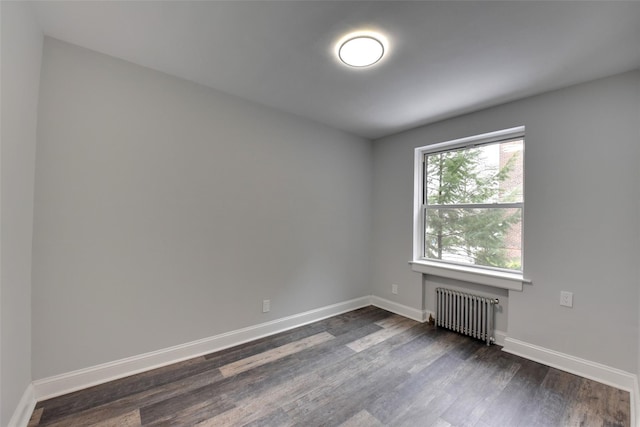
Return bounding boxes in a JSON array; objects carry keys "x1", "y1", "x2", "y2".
[
  {"x1": 494, "y1": 330, "x2": 507, "y2": 347},
  {"x1": 370, "y1": 296, "x2": 429, "y2": 322},
  {"x1": 502, "y1": 337, "x2": 636, "y2": 391},
  {"x1": 503, "y1": 337, "x2": 638, "y2": 427},
  {"x1": 8, "y1": 384, "x2": 36, "y2": 427},
  {"x1": 32, "y1": 296, "x2": 371, "y2": 401}
]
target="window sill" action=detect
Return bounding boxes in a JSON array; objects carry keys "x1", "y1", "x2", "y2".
[{"x1": 409, "y1": 260, "x2": 531, "y2": 291}]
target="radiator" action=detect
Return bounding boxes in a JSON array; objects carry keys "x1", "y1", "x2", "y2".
[{"x1": 435, "y1": 287, "x2": 499, "y2": 345}]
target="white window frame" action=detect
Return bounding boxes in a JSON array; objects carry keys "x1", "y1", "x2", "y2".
[{"x1": 410, "y1": 126, "x2": 530, "y2": 291}]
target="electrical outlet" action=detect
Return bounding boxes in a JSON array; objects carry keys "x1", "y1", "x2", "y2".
[
  {"x1": 262, "y1": 299, "x2": 271, "y2": 313},
  {"x1": 391, "y1": 284, "x2": 398, "y2": 295},
  {"x1": 560, "y1": 291, "x2": 573, "y2": 308}
]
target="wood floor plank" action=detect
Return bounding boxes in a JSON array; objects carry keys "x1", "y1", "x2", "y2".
[
  {"x1": 36, "y1": 355, "x2": 214, "y2": 424},
  {"x1": 223, "y1": 323, "x2": 381, "y2": 403},
  {"x1": 39, "y1": 362, "x2": 226, "y2": 426},
  {"x1": 199, "y1": 306, "x2": 384, "y2": 368},
  {"x1": 524, "y1": 368, "x2": 583, "y2": 427},
  {"x1": 242, "y1": 407, "x2": 292, "y2": 427},
  {"x1": 395, "y1": 391, "x2": 457, "y2": 427},
  {"x1": 200, "y1": 320, "x2": 388, "y2": 425},
  {"x1": 146, "y1": 396, "x2": 235, "y2": 426},
  {"x1": 563, "y1": 377, "x2": 630, "y2": 427},
  {"x1": 139, "y1": 326, "x2": 363, "y2": 426},
  {"x1": 346, "y1": 316, "x2": 417, "y2": 352},
  {"x1": 287, "y1": 326, "x2": 446, "y2": 425},
  {"x1": 141, "y1": 392, "x2": 235, "y2": 426},
  {"x1": 326, "y1": 307, "x2": 392, "y2": 336},
  {"x1": 140, "y1": 325, "x2": 374, "y2": 425},
  {"x1": 195, "y1": 373, "x2": 323, "y2": 426},
  {"x1": 432, "y1": 418, "x2": 454, "y2": 427},
  {"x1": 218, "y1": 331, "x2": 334, "y2": 377},
  {"x1": 439, "y1": 349, "x2": 521, "y2": 427},
  {"x1": 27, "y1": 407, "x2": 43, "y2": 427},
  {"x1": 338, "y1": 410, "x2": 385, "y2": 427},
  {"x1": 405, "y1": 331, "x2": 470, "y2": 374},
  {"x1": 27, "y1": 306, "x2": 631, "y2": 427},
  {"x1": 368, "y1": 350, "x2": 471, "y2": 425},
  {"x1": 92, "y1": 409, "x2": 142, "y2": 427},
  {"x1": 285, "y1": 360, "x2": 411, "y2": 426},
  {"x1": 476, "y1": 357, "x2": 551, "y2": 426},
  {"x1": 204, "y1": 306, "x2": 387, "y2": 366},
  {"x1": 373, "y1": 313, "x2": 410, "y2": 328},
  {"x1": 203, "y1": 316, "x2": 334, "y2": 364},
  {"x1": 450, "y1": 360, "x2": 521, "y2": 427}
]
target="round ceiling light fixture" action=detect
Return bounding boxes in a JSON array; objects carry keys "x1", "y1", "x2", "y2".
[{"x1": 337, "y1": 32, "x2": 386, "y2": 68}]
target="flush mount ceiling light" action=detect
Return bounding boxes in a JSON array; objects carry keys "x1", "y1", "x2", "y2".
[{"x1": 337, "y1": 32, "x2": 387, "y2": 68}]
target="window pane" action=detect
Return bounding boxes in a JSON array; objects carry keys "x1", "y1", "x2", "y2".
[
  {"x1": 425, "y1": 207, "x2": 522, "y2": 270},
  {"x1": 426, "y1": 139, "x2": 523, "y2": 205}
]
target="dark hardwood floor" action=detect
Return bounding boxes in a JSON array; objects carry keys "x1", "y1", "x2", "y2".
[{"x1": 28, "y1": 306, "x2": 630, "y2": 426}]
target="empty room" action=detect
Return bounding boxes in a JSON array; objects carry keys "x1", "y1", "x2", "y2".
[{"x1": 2, "y1": 1, "x2": 640, "y2": 426}]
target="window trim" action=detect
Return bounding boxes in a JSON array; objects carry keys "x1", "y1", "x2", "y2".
[{"x1": 412, "y1": 126, "x2": 530, "y2": 291}]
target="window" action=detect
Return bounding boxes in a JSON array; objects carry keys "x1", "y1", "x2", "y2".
[{"x1": 413, "y1": 127, "x2": 524, "y2": 278}]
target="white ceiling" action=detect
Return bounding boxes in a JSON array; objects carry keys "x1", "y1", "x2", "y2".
[{"x1": 30, "y1": 1, "x2": 640, "y2": 139}]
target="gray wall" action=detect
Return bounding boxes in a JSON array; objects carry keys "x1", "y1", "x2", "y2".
[
  {"x1": 637, "y1": 78, "x2": 640, "y2": 383},
  {"x1": 0, "y1": 2, "x2": 43, "y2": 425},
  {"x1": 372, "y1": 71, "x2": 640, "y2": 373},
  {"x1": 32, "y1": 38, "x2": 372, "y2": 379}
]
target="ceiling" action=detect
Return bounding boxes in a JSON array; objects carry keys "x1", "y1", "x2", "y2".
[{"x1": 30, "y1": 1, "x2": 640, "y2": 140}]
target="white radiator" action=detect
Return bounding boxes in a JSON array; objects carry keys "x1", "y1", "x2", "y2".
[{"x1": 435, "y1": 287, "x2": 499, "y2": 345}]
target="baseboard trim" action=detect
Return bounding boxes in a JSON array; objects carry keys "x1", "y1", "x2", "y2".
[
  {"x1": 8, "y1": 383, "x2": 36, "y2": 427},
  {"x1": 370, "y1": 296, "x2": 429, "y2": 322},
  {"x1": 502, "y1": 337, "x2": 636, "y2": 390},
  {"x1": 32, "y1": 296, "x2": 371, "y2": 401},
  {"x1": 494, "y1": 330, "x2": 507, "y2": 347},
  {"x1": 503, "y1": 337, "x2": 638, "y2": 427}
]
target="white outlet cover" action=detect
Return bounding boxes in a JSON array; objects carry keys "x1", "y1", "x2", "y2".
[{"x1": 560, "y1": 291, "x2": 573, "y2": 307}]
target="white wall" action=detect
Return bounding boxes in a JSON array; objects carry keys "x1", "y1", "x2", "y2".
[
  {"x1": 32, "y1": 38, "x2": 372, "y2": 379},
  {"x1": 372, "y1": 71, "x2": 640, "y2": 373},
  {"x1": 0, "y1": 2, "x2": 43, "y2": 425}
]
